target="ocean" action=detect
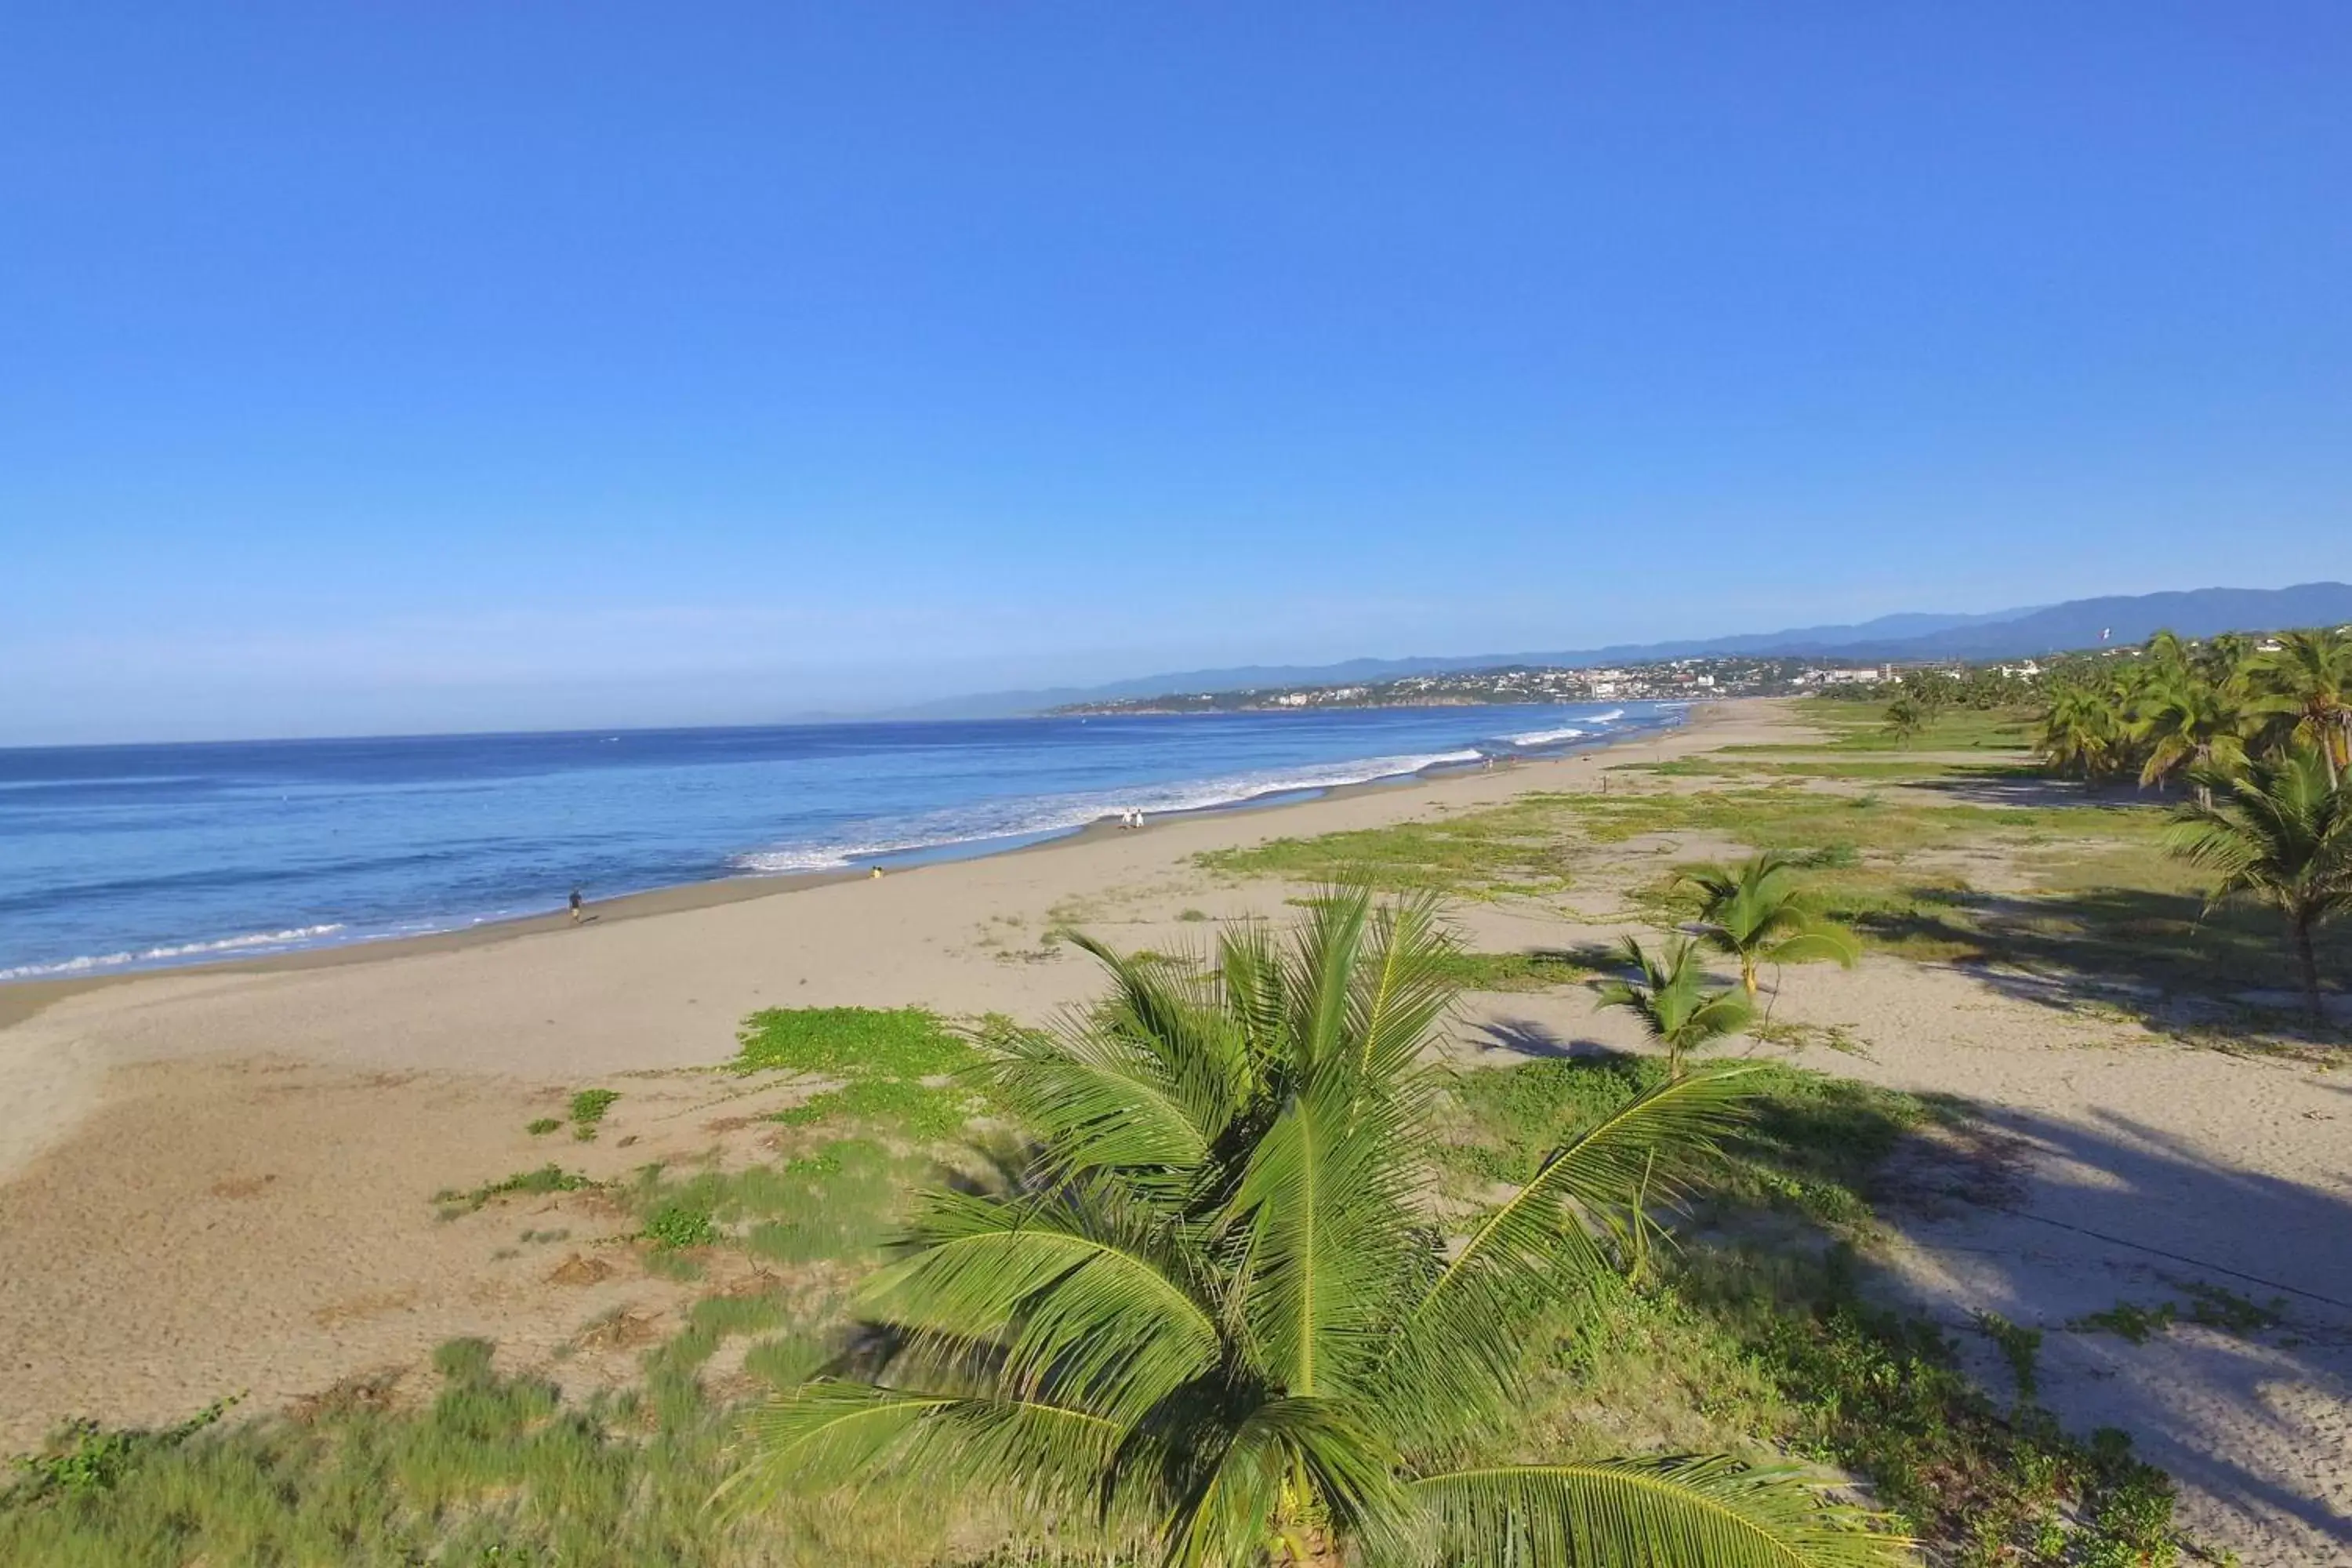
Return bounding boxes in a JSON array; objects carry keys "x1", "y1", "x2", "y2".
[{"x1": 0, "y1": 702, "x2": 1681, "y2": 982}]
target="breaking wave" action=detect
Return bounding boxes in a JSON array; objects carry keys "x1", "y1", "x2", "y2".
[
  {"x1": 0, "y1": 924, "x2": 350, "y2": 982},
  {"x1": 731, "y1": 748, "x2": 1483, "y2": 873}
]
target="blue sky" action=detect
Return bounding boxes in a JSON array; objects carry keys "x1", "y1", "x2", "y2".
[{"x1": 4, "y1": 4, "x2": 2347, "y2": 742}]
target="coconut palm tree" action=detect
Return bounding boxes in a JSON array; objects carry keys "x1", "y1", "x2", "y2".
[
  {"x1": 2168, "y1": 750, "x2": 2352, "y2": 1022},
  {"x1": 1882, "y1": 696, "x2": 1925, "y2": 746},
  {"x1": 1676, "y1": 852, "x2": 1861, "y2": 1001},
  {"x1": 2034, "y1": 681, "x2": 2124, "y2": 780},
  {"x1": 725, "y1": 891, "x2": 1902, "y2": 1566},
  {"x1": 2132, "y1": 670, "x2": 2253, "y2": 804},
  {"x1": 1592, "y1": 934, "x2": 1756, "y2": 1078},
  {"x1": 2249, "y1": 629, "x2": 2352, "y2": 785}
]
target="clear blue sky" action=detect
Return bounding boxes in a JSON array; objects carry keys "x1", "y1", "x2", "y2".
[{"x1": 5, "y1": 4, "x2": 2347, "y2": 742}]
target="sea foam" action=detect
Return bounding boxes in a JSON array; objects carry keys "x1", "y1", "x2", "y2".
[
  {"x1": 0, "y1": 924, "x2": 350, "y2": 982},
  {"x1": 731, "y1": 748, "x2": 1483, "y2": 874}
]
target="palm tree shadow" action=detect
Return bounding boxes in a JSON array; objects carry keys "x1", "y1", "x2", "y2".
[
  {"x1": 1863, "y1": 1101, "x2": 2352, "y2": 1553},
  {"x1": 1858, "y1": 885, "x2": 2350, "y2": 1045},
  {"x1": 1460, "y1": 1016, "x2": 1609, "y2": 1062}
]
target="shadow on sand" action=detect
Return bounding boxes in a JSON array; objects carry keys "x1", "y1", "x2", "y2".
[{"x1": 1459, "y1": 1012, "x2": 2352, "y2": 1555}]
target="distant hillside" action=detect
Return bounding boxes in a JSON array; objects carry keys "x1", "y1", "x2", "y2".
[{"x1": 876, "y1": 582, "x2": 2352, "y2": 719}]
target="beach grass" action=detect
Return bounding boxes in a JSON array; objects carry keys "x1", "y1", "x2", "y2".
[{"x1": 1194, "y1": 793, "x2": 1578, "y2": 896}]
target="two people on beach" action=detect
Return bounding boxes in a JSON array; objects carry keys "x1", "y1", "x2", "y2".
[{"x1": 1119, "y1": 808, "x2": 1147, "y2": 830}]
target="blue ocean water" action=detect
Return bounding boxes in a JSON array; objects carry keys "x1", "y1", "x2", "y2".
[{"x1": 0, "y1": 702, "x2": 1679, "y2": 981}]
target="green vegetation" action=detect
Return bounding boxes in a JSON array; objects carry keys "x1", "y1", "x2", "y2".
[
  {"x1": 2032, "y1": 627, "x2": 2351, "y2": 789},
  {"x1": 1195, "y1": 794, "x2": 1577, "y2": 896},
  {"x1": 1428, "y1": 946, "x2": 1590, "y2": 991},
  {"x1": 0, "y1": 1335, "x2": 972, "y2": 1566},
  {"x1": 1593, "y1": 935, "x2": 1753, "y2": 1076},
  {"x1": 1678, "y1": 851, "x2": 1860, "y2": 999},
  {"x1": 2166, "y1": 750, "x2": 2352, "y2": 1018},
  {"x1": 5, "y1": 1398, "x2": 237, "y2": 1506},
  {"x1": 1973, "y1": 1312, "x2": 2044, "y2": 1406},
  {"x1": 732, "y1": 1005, "x2": 987, "y2": 1140},
  {"x1": 2071, "y1": 1282, "x2": 2285, "y2": 1345},
  {"x1": 525, "y1": 1116, "x2": 562, "y2": 1136},
  {"x1": 732, "y1": 1004, "x2": 971, "y2": 1079},
  {"x1": 734, "y1": 891, "x2": 1905, "y2": 1566},
  {"x1": 1438, "y1": 1054, "x2": 2180, "y2": 1565},
  {"x1": 568, "y1": 1087, "x2": 622, "y2": 1138},
  {"x1": 1789, "y1": 696, "x2": 2038, "y2": 753},
  {"x1": 434, "y1": 1163, "x2": 599, "y2": 1218}
]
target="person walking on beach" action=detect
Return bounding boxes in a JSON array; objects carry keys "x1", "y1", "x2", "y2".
[{"x1": 568, "y1": 887, "x2": 584, "y2": 925}]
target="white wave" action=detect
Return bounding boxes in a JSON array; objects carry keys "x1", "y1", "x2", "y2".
[
  {"x1": 0, "y1": 924, "x2": 348, "y2": 982},
  {"x1": 1587, "y1": 707, "x2": 1625, "y2": 724},
  {"x1": 731, "y1": 749, "x2": 1485, "y2": 874},
  {"x1": 1504, "y1": 725, "x2": 1588, "y2": 747}
]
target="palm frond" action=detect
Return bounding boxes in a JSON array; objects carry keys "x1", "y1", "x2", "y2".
[
  {"x1": 1344, "y1": 888, "x2": 1463, "y2": 1090},
  {"x1": 1379, "y1": 1068, "x2": 1757, "y2": 1434},
  {"x1": 1406, "y1": 1454, "x2": 1909, "y2": 1568},
  {"x1": 985, "y1": 1015, "x2": 1219, "y2": 1181},
  {"x1": 1229, "y1": 1073, "x2": 1424, "y2": 1399},
  {"x1": 722, "y1": 1381, "x2": 1123, "y2": 1519},
  {"x1": 1766, "y1": 927, "x2": 1861, "y2": 969},
  {"x1": 862, "y1": 1185, "x2": 1220, "y2": 1421}
]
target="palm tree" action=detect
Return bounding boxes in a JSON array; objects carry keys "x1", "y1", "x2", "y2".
[
  {"x1": 726, "y1": 891, "x2": 1903, "y2": 1566},
  {"x1": 2132, "y1": 670, "x2": 2252, "y2": 804},
  {"x1": 2167, "y1": 750, "x2": 2352, "y2": 1022},
  {"x1": 2249, "y1": 629, "x2": 2352, "y2": 785},
  {"x1": 2035, "y1": 681, "x2": 2125, "y2": 780},
  {"x1": 1592, "y1": 934, "x2": 1756, "y2": 1077},
  {"x1": 1882, "y1": 696, "x2": 1925, "y2": 747},
  {"x1": 1677, "y1": 853, "x2": 1861, "y2": 1001}
]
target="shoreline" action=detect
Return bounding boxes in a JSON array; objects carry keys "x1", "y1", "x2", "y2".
[{"x1": 0, "y1": 708, "x2": 1700, "y2": 1033}]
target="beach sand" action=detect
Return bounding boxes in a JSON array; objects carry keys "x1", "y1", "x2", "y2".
[{"x1": 2, "y1": 699, "x2": 2344, "y2": 1563}]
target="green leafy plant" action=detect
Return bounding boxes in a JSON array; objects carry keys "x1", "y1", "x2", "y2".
[
  {"x1": 1592, "y1": 934, "x2": 1755, "y2": 1076},
  {"x1": 7, "y1": 1397, "x2": 238, "y2": 1504},
  {"x1": 568, "y1": 1089, "x2": 621, "y2": 1138},
  {"x1": 435, "y1": 1165, "x2": 598, "y2": 1217},
  {"x1": 644, "y1": 1203, "x2": 719, "y2": 1250},
  {"x1": 728, "y1": 888, "x2": 1905, "y2": 1566},
  {"x1": 525, "y1": 1117, "x2": 562, "y2": 1137},
  {"x1": 1972, "y1": 1312, "x2": 2043, "y2": 1406}
]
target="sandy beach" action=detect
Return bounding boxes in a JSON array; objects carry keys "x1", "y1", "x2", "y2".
[{"x1": 2, "y1": 699, "x2": 2345, "y2": 1564}]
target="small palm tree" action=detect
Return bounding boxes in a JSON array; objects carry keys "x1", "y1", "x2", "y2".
[
  {"x1": 1677, "y1": 852, "x2": 1861, "y2": 1000},
  {"x1": 1592, "y1": 935, "x2": 1756, "y2": 1077},
  {"x1": 1882, "y1": 696, "x2": 1925, "y2": 746},
  {"x1": 2168, "y1": 750, "x2": 2352, "y2": 1021},
  {"x1": 726, "y1": 891, "x2": 1903, "y2": 1566}
]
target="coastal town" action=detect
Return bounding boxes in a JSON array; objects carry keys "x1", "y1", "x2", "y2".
[{"x1": 1052, "y1": 655, "x2": 1912, "y2": 713}]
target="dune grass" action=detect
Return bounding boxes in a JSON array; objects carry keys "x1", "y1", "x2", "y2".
[
  {"x1": 731, "y1": 1005, "x2": 989, "y2": 1139},
  {"x1": 1194, "y1": 793, "x2": 1577, "y2": 896}
]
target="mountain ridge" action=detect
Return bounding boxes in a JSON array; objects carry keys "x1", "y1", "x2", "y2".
[{"x1": 869, "y1": 583, "x2": 2351, "y2": 720}]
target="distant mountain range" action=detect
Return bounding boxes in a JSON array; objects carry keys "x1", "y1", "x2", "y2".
[{"x1": 878, "y1": 582, "x2": 2352, "y2": 719}]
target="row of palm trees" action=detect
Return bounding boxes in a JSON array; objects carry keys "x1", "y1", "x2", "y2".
[
  {"x1": 2022, "y1": 627, "x2": 2352, "y2": 1021},
  {"x1": 2034, "y1": 626, "x2": 2352, "y2": 792},
  {"x1": 731, "y1": 888, "x2": 1904, "y2": 1566}
]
